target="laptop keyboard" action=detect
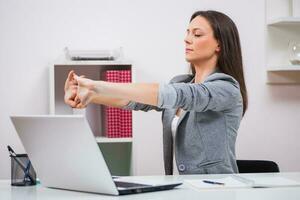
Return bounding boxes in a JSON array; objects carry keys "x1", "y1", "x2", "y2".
[{"x1": 114, "y1": 181, "x2": 150, "y2": 188}]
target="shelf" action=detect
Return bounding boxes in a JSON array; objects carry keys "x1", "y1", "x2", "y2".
[
  {"x1": 267, "y1": 65, "x2": 300, "y2": 71},
  {"x1": 265, "y1": 0, "x2": 300, "y2": 85},
  {"x1": 50, "y1": 58, "x2": 134, "y2": 175},
  {"x1": 266, "y1": 65, "x2": 300, "y2": 84},
  {"x1": 267, "y1": 17, "x2": 300, "y2": 26},
  {"x1": 95, "y1": 137, "x2": 133, "y2": 143}
]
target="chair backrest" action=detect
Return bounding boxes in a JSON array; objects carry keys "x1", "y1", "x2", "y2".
[{"x1": 236, "y1": 160, "x2": 280, "y2": 173}]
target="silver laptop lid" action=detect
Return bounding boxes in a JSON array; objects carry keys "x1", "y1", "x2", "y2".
[{"x1": 10, "y1": 115, "x2": 119, "y2": 195}]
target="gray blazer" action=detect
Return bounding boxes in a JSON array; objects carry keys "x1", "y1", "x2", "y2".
[{"x1": 123, "y1": 71, "x2": 243, "y2": 175}]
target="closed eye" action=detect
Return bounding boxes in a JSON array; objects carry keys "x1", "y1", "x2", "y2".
[{"x1": 194, "y1": 34, "x2": 202, "y2": 37}]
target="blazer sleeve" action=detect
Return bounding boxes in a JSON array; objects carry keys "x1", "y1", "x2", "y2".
[
  {"x1": 122, "y1": 101, "x2": 163, "y2": 112},
  {"x1": 157, "y1": 73, "x2": 243, "y2": 112}
]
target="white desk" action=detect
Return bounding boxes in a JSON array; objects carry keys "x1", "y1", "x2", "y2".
[{"x1": 1, "y1": 172, "x2": 300, "y2": 200}]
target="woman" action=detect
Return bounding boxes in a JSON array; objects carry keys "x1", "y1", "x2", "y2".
[{"x1": 64, "y1": 10, "x2": 248, "y2": 175}]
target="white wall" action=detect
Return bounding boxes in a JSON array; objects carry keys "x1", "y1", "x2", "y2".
[{"x1": 1, "y1": 0, "x2": 300, "y2": 178}]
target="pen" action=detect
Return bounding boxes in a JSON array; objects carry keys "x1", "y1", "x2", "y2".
[
  {"x1": 23, "y1": 160, "x2": 31, "y2": 182},
  {"x1": 203, "y1": 180, "x2": 225, "y2": 185},
  {"x1": 7, "y1": 145, "x2": 17, "y2": 157}
]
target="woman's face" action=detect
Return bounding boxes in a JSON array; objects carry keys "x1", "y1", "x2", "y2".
[{"x1": 185, "y1": 16, "x2": 220, "y2": 64}]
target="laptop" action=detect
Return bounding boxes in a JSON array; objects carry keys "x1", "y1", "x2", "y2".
[{"x1": 10, "y1": 115, "x2": 182, "y2": 195}]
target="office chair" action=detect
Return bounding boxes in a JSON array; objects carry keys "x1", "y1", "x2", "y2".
[{"x1": 236, "y1": 160, "x2": 280, "y2": 173}]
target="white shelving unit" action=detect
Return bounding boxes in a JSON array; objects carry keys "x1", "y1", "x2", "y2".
[
  {"x1": 265, "y1": 0, "x2": 300, "y2": 84},
  {"x1": 96, "y1": 137, "x2": 133, "y2": 143},
  {"x1": 49, "y1": 57, "x2": 135, "y2": 175},
  {"x1": 267, "y1": 65, "x2": 300, "y2": 71},
  {"x1": 267, "y1": 17, "x2": 300, "y2": 26}
]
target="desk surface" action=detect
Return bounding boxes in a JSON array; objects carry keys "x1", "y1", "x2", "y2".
[{"x1": 1, "y1": 172, "x2": 300, "y2": 200}]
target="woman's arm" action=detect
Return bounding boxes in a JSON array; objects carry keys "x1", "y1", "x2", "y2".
[
  {"x1": 64, "y1": 71, "x2": 162, "y2": 111},
  {"x1": 68, "y1": 71, "x2": 241, "y2": 113},
  {"x1": 91, "y1": 96, "x2": 130, "y2": 109},
  {"x1": 64, "y1": 71, "x2": 131, "y2": 109},
  {"x1": 95, "y1": 82, "x2": 159, "y2": 106},
  {"x1": 73, "y1": 75, "x2": 160, "y2": 109},
  {"x1": 157, "y1": 73, "x2": 243, "y2": 112}
]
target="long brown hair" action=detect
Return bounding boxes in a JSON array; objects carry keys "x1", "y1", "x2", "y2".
[{"x1": 190, "y1": 10, "x2": 248, "y2": 116}]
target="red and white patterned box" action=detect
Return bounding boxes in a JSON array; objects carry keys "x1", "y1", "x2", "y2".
[
  {"x1": 119, "y1": 70, "x2": 132, "y2": 137},
  {"x1": 103, "y1": 70, "x2": 132, "y2": 138}
]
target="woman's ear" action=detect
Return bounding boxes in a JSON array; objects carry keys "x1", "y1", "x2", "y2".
[{"x1": 215, "y1": 42, "x2": 221, "y2": 53}]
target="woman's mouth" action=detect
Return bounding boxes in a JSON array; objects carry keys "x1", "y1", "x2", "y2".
[{"x1": 185, "y1": 48, "x2": 193, "y2": 53}]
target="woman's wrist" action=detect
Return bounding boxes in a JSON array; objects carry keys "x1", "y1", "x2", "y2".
[
  {"x1": 90, "y1": 80, "x2": 105, "y2": 103},
  {"x1": 93, "y1": 80, "x2": 104, "y2": 95}
]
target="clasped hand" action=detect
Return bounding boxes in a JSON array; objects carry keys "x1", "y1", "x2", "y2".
[{"x1": 64, "y1": 70, "x2": 97, "y2": 109}]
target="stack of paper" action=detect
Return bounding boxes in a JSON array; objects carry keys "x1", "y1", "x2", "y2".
[{"x1": 184, "y1": 175, "x2": 300, "y2": 190}]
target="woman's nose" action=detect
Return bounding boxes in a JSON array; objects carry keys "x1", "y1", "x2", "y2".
[{"x1": 184, "y1": 34, "x2": 192, "y2": 44}]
